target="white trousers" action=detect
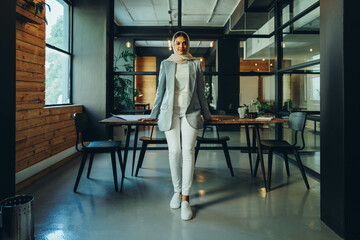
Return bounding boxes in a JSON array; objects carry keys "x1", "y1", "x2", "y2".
[{"x1": 164, "y1": 110, "x2": 198, "y2": 196}]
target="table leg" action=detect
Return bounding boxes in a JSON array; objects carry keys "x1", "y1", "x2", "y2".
[
  {"x1": 245, "y1": 125, "x2": 253, "y2": 176},
  {"x1": 131, "y1": 125, "x2": 139, "y2": 176},
  {"x1": 254, "y1": 124, "x2": 268, "y2": 192},
  {"x1": 123, "y1": 125, "x2": 132, "y2": 173},
  {"x1": 252, "y1": 127, "x2": 256, "y2": 149}
]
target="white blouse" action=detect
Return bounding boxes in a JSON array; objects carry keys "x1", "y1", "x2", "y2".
[{"x1": 174, "y1": 63, "x2": 190, "y2": 108}]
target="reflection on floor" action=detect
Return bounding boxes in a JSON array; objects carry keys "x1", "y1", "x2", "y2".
[{"x1": 17, "y1": 127, "x2": 337, "y2": 240}]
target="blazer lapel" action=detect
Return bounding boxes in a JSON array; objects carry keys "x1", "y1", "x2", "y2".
[
  {"x1": 188, "y1": 60, "x2": 196, "y2": 99},
  {"x1": 167, "y1": 61, "x2": 176, "y2": 109},
  {"x1": 168, "y1": 61, "x2": 175, "y2": 92}
]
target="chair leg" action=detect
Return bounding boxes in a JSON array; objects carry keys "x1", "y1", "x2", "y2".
[
  {"x1": 245, "y1": 125, "x2": 253, "y2": 176},
  {"x1": 135, "y1": 142, "x2": 147, "y2": 177},
  {"x1": 254, "y1": 154, "x2": 260, "y2": 177},
  {"x1": 139, "y1": 142, "x2": 148, "y2": 169},
  {"x1": 293, "y1": 149, "x2": 310, "y2": 189},
  {"x1": 131, "y1": 125, "x2": 139, "y2": 176},
  {"x1": 110, "y1": 151, "x2": 118, "y2": 191},
  {"x1": 222, "y1": 141, "x2": 234, "y2": 177},
  {"x1": 117, "y1": 148, "x2": 125, "y2": 192},
  {"x1": 74, "y1": 152, "x2": 88, "y2": 192},
  {"x1": 194, "y1": 141, "x2": 201, "y2": 165},
  {"x1": 268, "y1": 150, "x2": 273, "y2": 190},
  {"x1": 117, "y1": 148, "x2": 124, "y2": 175},
  {"x1": 284, "y1": 152, "x2": 290, "y2": 177},
  {"x1": 87, "y1": 153, "x2": 95, "y2": 179}
]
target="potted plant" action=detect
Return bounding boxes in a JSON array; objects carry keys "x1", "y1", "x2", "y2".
[
  {"x1": 256, "y1": 99, "x2": 271, "y2": 115},
  {"x1": 282, "y1": 99, "x2": 295, "y2": 112},
  {"x1": 112, "y1": 50, "x2": 139, "y2": 142},
  {"x1": 113, "y1": 50, "x2": 139, "y2": 113},
  {"x1": 17, "y1": 0, "x2": 50, "y2": 24},
  {"x1": 24, "y1": 0, "x2": 50, "y2": 19}
]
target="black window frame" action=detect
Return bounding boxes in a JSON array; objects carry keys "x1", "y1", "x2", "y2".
[{"x1": 45, "y1": 0, "x2": 73, "y2": 107}]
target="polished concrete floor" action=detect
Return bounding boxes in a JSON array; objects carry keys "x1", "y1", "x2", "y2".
[{"x1": 17, "y1": 127, "x2": 339, "y2": 240}]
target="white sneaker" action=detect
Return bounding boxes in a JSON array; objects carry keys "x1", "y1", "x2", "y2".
[
  {"x1": 170, "y1": 192, "x2": 182, "y2": 209},
  {"x1": 181, "y1": 201, "x2": 193, "y2": 221}
]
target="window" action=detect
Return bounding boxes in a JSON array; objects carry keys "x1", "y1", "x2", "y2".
[
  {"x1": 45, "y1": 0, "x2": 71, "y2": 105},
  {"x1": 281, "y1": 7, "x2": 320, "y2": 68}
]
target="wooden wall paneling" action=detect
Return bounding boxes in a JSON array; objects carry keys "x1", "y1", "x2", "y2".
[
  {"x1": 16, "y1": 121, "x2": 77, "y2": 171},
  {"x1": 16, "y1": 101, "x2": 44, "y2": 111},
  {"x1": 49, "y1": 138, "x2": 76, "y2": 157},
  {"x1": 16, "y1": 113, "x2": 73, "y2": 131},
  {"x1": 17, "y1": 141, "x2": 49, "y2": 162},
  {"x1": 16, "y1": 105, "x2": 82, "y2": 121},
  {"x1": 16, "y1": 39, "x2": 45, "y2": 56},
  {"x1": 50, "y1": 134, "x2": 76, "y2": 148},
  {"x1": 17, "y1": 92, "x2": 45, "y2": 102},
  {"x1": 16, "y1": 71, "x2": 45, "y2": 82},
  {"x1": 16, "y1": 60, "x2": 45, "y2": 73},
  {"x1": 135, "y1": 75, "x2": 156, "y2": 108},
  {"x1": 16, "y1": 118, "x2": 74, "y2": 141},
  {"x1": 135, "y1": 56, "x2": 156, "y2": 108},
  {"x1": 16, "y1": 0, "x2": 45, "y2": 26},
  {"x1": 135, "y1": 56, "x2": 156, "y2": 71},
  {"x1": 16, "y1": 81, "x2": 45, "y2": 92},
  {"x1": 240, "y1": 58, "x2": 275, "y2": 72},
  {"x1": 17, "y1": 150, "x2": 50, "y2": 172},
  {"x1": 15, "y1": 3, "x2": 83, "y2": 177},
  {"x1": 16, "y1": 50, "x2": 45, "y2": 64},
  {"x1": 16, "y1": 29, "x2": 45, "y2": 48},
  {"x1": 16, "y1": 132, "x2": 53, "y2": 152},
  {"x1": 16, "y1": 21, "x2": 45, "y2": 39}
]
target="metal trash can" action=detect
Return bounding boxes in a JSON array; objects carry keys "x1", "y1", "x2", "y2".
[{"x1": 0, "y1": 195, "x2": 34, "y2": 240}]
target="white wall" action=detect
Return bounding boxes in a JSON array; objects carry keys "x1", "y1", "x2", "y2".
[
  {"x1": 239, "y1": 76, "x2": 258, "y2": 106},
  {"x1": 72, "y1": 0, "x2": 110, "y2": 139}
]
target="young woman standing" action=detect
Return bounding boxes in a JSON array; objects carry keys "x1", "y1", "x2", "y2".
[{"x1": 139, "y1": 31, "x2": 220, "y2": 220}]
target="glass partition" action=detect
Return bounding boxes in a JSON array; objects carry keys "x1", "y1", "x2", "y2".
[
  {"x1": 281, "y1": 0, "x2": 319, "y2": 25},
  {"x1": 279, "y1": 2, "x2": 320, "y2": 175},
  {"x1": 281, "y1": 7, "x2": 320, "y2": 68},
  {"x1": 240, "y1": 75, "x2": 275, "y2": 109},
  {"x1": 113, "y1": 38, "x2": 135, "y2": 112},
  {"x1": 113, "y1": 38, "x2": 216, "y2": 112},
  {"x1": 282, "y1": 71, "x2": 320, "y2": 112},
  {"x1": 230, "y1": 9, "x2": 274, "y2": 35},
  {"x1": 240, "y1": 39, "x2": 275, "y2": 73}
]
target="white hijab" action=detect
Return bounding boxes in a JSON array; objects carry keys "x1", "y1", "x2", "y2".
[{"x1": 166, "y1": 31, "x2": 196, "y2": 64}]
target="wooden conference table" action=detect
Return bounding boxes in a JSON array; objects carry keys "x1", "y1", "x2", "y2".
[{"x1": 100, "y1": 115, "x2": 288, "y2": 192}]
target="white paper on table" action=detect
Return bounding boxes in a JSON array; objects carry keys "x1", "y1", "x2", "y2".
[
  {"x1": 255, "y1": 116, "x2": 274, "y2": 121},
  {"x1": 111, "y1": 114, "x2": 151, "y2": 121}
]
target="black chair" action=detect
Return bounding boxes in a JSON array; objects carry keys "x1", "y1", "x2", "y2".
[
  {"x1": 135, "y1": 125, "x2": 167, "y2": 177},
  {"x1": 195, "y1": 110, "x2": 234, "y2": 176},
  {"x1": 254, "y1": 112, "x2": 310, "y2": 190},
  {"x1": 73, "y1": 113, "x2": 124, "y2": 192}
]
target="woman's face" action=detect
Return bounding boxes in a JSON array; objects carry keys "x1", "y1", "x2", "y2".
[{"x1": 174, "y1": 36, "x2": 188, "y2": 55}]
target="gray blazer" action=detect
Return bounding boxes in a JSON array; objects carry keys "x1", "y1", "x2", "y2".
[{"x1": 150, "y1": 59, "x2": 212, "y2": 131}]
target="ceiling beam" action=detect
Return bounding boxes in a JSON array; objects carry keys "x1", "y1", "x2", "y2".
[
  {"x1": 168, "y1": 0, "x2": 173, "y2": 26},
  {"x1": 178, "y1": 0, "x2": 182, "y2": 30},
  {"x1": 207, "y1": 0, "x2": 219, "y2": 23},
  {"x1": 114, "y1": 26, "x2": 270, "y2": 40}
]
